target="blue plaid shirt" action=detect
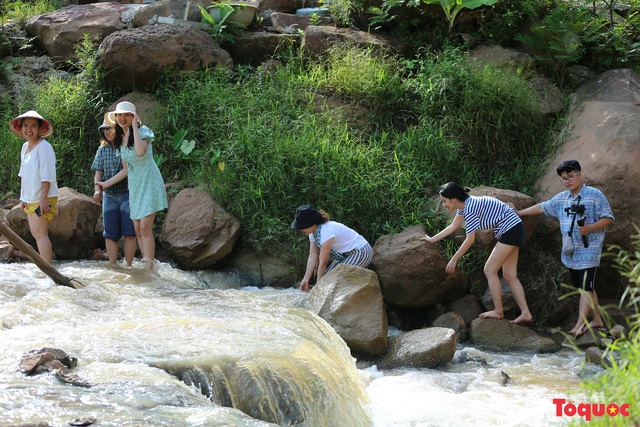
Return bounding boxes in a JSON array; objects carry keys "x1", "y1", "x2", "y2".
[
  {"x1": 541, "y1": 184, "x2": 614, "y2": 269},
  {"x1": 91, "y1": 145, "x2": 128, "y2": 195}
]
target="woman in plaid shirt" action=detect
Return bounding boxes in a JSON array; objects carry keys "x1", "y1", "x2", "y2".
[{"x1": 91, "y1": 120, "x2": 137, "y2": 266}]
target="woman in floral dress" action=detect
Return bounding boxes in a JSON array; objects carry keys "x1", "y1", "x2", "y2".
[{"x1": 99, "y1": 102, "x2": 168, "y2": 270}]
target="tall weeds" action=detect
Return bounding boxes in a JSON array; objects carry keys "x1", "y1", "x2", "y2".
[{"x1": 2, "y1": 42, "x2": 561, "y2": 263}]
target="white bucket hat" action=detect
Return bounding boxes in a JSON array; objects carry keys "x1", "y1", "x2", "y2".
[
  {"x1": 104, "y1": 101, "x2": 137, "y2": 127},
  {"x1": 10, "y1": 110, "x2": 54, "y2": 138}
]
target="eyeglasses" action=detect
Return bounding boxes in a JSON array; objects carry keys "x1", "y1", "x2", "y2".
[{"x1": 560, "y1": 173, "x2": 579, "y2": 183}]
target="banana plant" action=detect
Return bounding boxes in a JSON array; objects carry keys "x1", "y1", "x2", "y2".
[{"x1": 426, "y1": 0, "x2": 500, "y2": 34}]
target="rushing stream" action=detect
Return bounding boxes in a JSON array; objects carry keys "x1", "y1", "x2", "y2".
[{"x1": 0, "y1": 261, "x2": 587, "y2": 426}]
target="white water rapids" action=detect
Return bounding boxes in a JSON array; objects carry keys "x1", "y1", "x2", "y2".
[{"x1": 0, "y1": 261, "x2": 587, "y2": 426}]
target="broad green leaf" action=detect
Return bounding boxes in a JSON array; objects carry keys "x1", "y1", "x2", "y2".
[{"x1": 180, "y1": 139, "x2": 196, "y2": 155}]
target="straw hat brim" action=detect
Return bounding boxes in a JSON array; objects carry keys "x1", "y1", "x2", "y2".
[
  {"x1": 104, "y1": 112, "x2": 117, "y2": 127},
  {"x1": 10, "y1": 110, "x2": 54, "y2": 138}
]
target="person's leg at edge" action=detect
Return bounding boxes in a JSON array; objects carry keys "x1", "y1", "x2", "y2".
[
  {"x1": 27, "y1": 214, "x2": 52, "y2": 264},
  {"x1": 138, "y1": 213, "x2": 156, "y2": 270},
  {"x1": 119, "y1": 195, "x2": 136, "y2": 267},
  {"x1": 587, "y1": 291, "x2": 604, "y2": 329},
  {"x1": 502, "y1": 247, "x2": 533, "y2": 324},
  {"x1": 105, "y1": 238, "x2": 119, "y2": 264},
  {"x1": 569, "y1": 267, "x2": 603, "y2": 335},
  {"x1": 123, "y1": 236, "x2": 136, "y2": 266},
  {"x1": 568, "y1": 268, "x2": 588, "y2": 335},
  {"x1": 133, "y1": 219, "x2": 144, "y2": 260},
  {"x1": 479, "y1": 242, "x2": 515, "y2": 320}
]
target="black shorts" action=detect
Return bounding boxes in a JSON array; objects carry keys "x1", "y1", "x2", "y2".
[
  {"x1": 498, "y1": 222, "x2": 525, "y2": 248},
  {"x1": 569, "y1": 267, "x2": 598, "y2": 292}
]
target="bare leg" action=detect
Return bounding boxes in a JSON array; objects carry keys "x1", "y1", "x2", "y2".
[
  {"x1": 133, "y1": 220, "x2": 144, "y2": 259},
  {"x1": 502, "y1": 247, "x2": 533, "y2": 324},
  {"x1": 105, "y1": 238, "x2": 119, "y2": 264},
  {"x1": 27, "y1": 214, "x2": 53, "y2": 264},
  {"x1": 587, "y1": 291, "x2": 604, "y2": 328},
  {"x1": 479, "y1": 243, "x2": 516, "y2": 320},
  {"x1": 123, "y1": 236, "x2": 137, "y2": 266},
  {"x1": 138, "y1": 213, "x2": 156, "y2": 270},
  {"x1": 570, "y1": 291, "x2": 603, "y2": 335}
]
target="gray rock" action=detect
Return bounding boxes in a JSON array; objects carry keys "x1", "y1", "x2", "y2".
[
  {"x1": 99, "y1": 24, "x2": 232, "y2": 92},
  {"x1": 26, "y1": 3, "x2": 128, "y2": 65},
  {"x1": 305, "y1": 264, "x2": 388, "y2": 356},
  {"x1": 470, "y1": 318, "x2": 559, "y2": 352},
  {"x1": 378, "y1": 327, "x2": 456, "y2": 369},
  {"x1": 159, "y1": 188, "x2": 241, "y2": 269},
  {"x1": 432, "y1": 311, "x2": 468, "y2": 342},
  {"x1": 445, "y1": 294, "x2": 483, "y2": 325},
  {"x1": 372, "y1": 225, "x2": 467, "y2": 309},
  {"x1": 301, "y1": 26, "x2": 410, "y2": 56},
  {"x1": 7, "y1": 187, "x2": 102, "y2": 260}
]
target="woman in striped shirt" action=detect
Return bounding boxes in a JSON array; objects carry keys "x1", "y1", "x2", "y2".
[{"x1": 421, "y1": 183, "x2": 533, "y2": 324}]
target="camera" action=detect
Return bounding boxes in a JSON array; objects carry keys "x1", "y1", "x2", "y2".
[
  {"x1": 564, "y1": 203, "x2": 585, "y2": 216},
  {"x1": 565, "y1": 203, "x2": 589, "y2": 248}
]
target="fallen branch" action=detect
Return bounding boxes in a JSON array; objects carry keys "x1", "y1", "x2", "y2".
[{"x1": 0, "y1": 218, "x2": 84, "y2": 289}]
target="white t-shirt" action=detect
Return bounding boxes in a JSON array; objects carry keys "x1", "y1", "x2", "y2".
[
  {"x1": 18, "y1": 139, "x2": 59, "y2": 203},
  {"x1": 308, "y1": 221, "x2": 368, "y2": 253}
]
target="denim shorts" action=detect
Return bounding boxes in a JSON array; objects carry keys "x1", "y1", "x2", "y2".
[{"x1": 103, "y1": 192, "x2": 135, "y2": 241}]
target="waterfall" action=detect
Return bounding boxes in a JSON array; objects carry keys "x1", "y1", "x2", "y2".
[{"x1": 0, "y1": 262, "x2": 371, "y2": 426}]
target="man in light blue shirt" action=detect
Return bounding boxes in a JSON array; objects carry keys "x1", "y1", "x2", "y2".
[{"x1": 515, "y1": 160, "x2": 614, "y2": 336}]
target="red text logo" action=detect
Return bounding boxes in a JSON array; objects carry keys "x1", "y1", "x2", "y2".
[{"x1": 553, "y1": 398, "x2": 630, "y2": 421}]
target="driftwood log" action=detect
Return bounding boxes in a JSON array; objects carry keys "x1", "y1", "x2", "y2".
[{"x1": 0, "y1": 219, "x2": 84, "y2": 289}]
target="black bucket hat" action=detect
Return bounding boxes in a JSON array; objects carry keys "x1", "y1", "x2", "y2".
[
  {"x1": 556, "y1": 160, "x2": 581, "y2": 176},
  {"x1": 290, "y1": 205, "x2": 322, "y2": 230}
]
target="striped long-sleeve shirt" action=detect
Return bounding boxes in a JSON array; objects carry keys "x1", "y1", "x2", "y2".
[{"x1": 457, "y1": 195, "x2": 522, "y2": 239}]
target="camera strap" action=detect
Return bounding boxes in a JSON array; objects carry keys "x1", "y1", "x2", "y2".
[{"x1": 568, "y1": 196, "x2": 581, "y2": 235}]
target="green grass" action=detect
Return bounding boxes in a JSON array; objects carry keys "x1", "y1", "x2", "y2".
[
  {"x1": 144, "y1": 47, "x2": 561, "y2": 262},
  {"x1": 1, "y1": 29, "x2": 562, "y2": 271},
  {"x1": 0, "y1": 0, "x2": 61, "y2": 26}
]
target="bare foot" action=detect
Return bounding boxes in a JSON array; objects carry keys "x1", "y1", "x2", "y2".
[
  {"x1": 142, "y1": 257, "x2": 155, "y2": 271},
  {"x1": 479, "y1": 310, "x2": 504, "y2": 320},
  {"x1": 588, "y1": 321, "x2": 604, "y2": 329},
  {"x1": 568, "y1": 324, "x2": 586, "y2": 337},
  {"x1": 511, "y1": 313, "x2": 534, "y2": 324}
]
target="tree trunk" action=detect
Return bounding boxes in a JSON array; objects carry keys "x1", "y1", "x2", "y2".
[{"x1": 0, "y1": 220, "x2": 84, "y2": 289}]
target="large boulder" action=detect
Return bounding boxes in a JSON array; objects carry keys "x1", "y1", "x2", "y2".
[
  {"x1": 6, "y1": 187, "x2": 101, "y2": 260},
  {"x1": 469, "y1": 45, "x2": 536, "y2": 73},
  {"x1": 222, "y1": 32, "x2": 299, "y2": 66},
  {"x1": 99, "y1": 24, "x2": 233, "y2": 92},
  {"x1": 301, "y1": 26, "x2": 410, "y2": 56},
  {"x1": 470, "y1": 318, "x2": 559, "y2": 352},
  {"x1": 27, "y1": 3, "x2": 128, "y2": 65},
  {"x1": 378, "y1": 327, "x2": 456, "y2": 369},
  {"x1": 305, "y1": 264, "x2": 388, "y2": 356},
  {"x1": 130, "y1": 0, "x2": 210, "y2": 27},
  {"x1": 224, "y1": 250, "x2": 297, "y2": 287},
  {"x1": 159, "y1": 188, "x2": 241, "y2": 269},
  {"x1": 371, "y1": 225, "x2": 467, "y2": 309},
  {"x1": 537, "y1": 69, "x2": 640, "y2": 252}
]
